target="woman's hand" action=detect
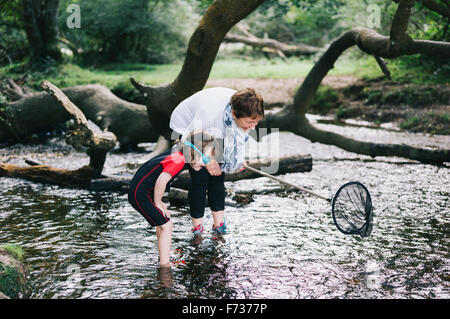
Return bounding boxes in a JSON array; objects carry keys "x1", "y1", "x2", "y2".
[
  {"x1": 205, "y1": 159, "x2": 222, "y2": 176},
  {"x1": 155, "y1": 200, "x2": 170, "y2": 218}
]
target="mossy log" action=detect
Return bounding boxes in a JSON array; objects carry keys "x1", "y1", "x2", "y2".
[
  {"x1": 0, "y1": 163, "x2": 97, "y2": 188},
  {"x1": 0, "y1": 83, "x2": 157, "y2": 149}
]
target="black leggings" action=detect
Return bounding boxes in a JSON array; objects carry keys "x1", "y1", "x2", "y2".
[{"x1": 188, "y1": 166, "x2": 225, "y2": 219}]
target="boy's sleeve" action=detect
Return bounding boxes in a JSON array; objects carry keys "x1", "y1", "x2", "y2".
[{"x1": 161, "y1": 152, "x2": 186, "y2": 177}]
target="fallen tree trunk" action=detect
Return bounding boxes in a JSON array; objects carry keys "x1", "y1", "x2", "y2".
[
  {"x1": 40, "y1": 80, "x2": 117, "y2": 175},
  {"x1": 0, "y1": 81, "x2": 122, "y2": 186},
  {"x1": 0, "y1": 153, "x2": 312, "y2": 200},
  {"x1": 0, "y1": 83, "x2": 158, "y2": 148},
  {"x1": 224, "y1": 24, "x2": 322, "y2": 57},
  {"x1": 0, "y1": 163, "x2": 98, "y2": 188}
]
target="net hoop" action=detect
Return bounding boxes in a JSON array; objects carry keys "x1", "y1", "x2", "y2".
[{"x1": 331, "y1": 181, "x2": 373, "y2": 237}]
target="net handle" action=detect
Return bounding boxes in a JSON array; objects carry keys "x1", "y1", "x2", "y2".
[{"x1": 244, "y1": 164, "x2": 331, "y2": 202}]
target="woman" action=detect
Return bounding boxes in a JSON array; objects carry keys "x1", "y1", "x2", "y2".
[{"x1": 169, "y1": 87, "x2": 264, "y2": 236}]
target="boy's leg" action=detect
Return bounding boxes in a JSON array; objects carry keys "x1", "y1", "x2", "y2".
[{"x1": 156, "y1": 220, "x2": 173, "y2": 266}]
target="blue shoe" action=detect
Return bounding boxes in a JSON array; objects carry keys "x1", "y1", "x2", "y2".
[{"x1": 212, "y1": 220, "x2": 228, "y2": 235}]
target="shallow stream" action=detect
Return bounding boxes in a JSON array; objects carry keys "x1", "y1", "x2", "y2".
[{"x1": 0, "y1": 116, "x2": 448, "y2": 298}]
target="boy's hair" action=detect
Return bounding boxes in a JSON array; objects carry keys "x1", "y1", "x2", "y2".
[
  {"x1": 230, "y1": 88, "x2": 264, "y2": 119},
  {"x1": 174, "y1": 130, "x2": 217, "y2": 163}
]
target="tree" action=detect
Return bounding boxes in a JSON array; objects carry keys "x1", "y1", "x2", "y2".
[
  {"x1": 2, "y1": 0, "x2": 449, "y2": 165},
  {"x1": 20, "y1": 0, "x2": 62, "y2": 67},
  {"x1": 131, "y1": 0, "x2": 450, "y2": 164}
]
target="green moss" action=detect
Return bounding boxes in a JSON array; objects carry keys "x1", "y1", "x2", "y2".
[
  {"x1": 0, "y1": 245, "x2": 28, "y2": 298},
  {"x1": 0, "y1": 264, "x2": 22, "y2": 299},
  {"x1": 111, "y1": 80, "x2": 146, "y2": 104}
]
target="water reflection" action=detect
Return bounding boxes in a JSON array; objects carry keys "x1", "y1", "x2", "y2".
[{"x1": 157, "y1": 266, "x2": 173, "y2": 289}]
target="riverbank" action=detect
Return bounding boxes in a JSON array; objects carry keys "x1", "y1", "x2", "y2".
[{"x1": 1, "y1": 58, "x2": 448, "y2": 135}]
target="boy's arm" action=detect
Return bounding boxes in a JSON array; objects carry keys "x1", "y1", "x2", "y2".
[{"x1": 153, "y1": 172, "x2": 172, "y2": 218}]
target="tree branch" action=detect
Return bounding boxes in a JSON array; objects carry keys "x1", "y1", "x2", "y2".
[
  {"x1": 417, "y1": 0, "x2": 450, "y2": 18},
  {"x1": 374, "y1": 56, "x2": 392, "y2": 80},
  {"x1": 224, "y1": 24, "x2": 322, "y2": 57},
  {"x1": 390, "y1": 0, "x2": 415, "y2": 49}
]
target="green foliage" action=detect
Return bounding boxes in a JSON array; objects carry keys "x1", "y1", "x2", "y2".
[
  {"x1": 0, "y1": 0, "x2": 447, "y2": 82},
  {"x1": 364, "y1": 86, "x2": 445, "y2": 107},
  {"x1": 336, "y1": 0, "x2": 449, "y2": 83},
  {"x1": 399, "y1": 116, "x2": 421, "y2": 129},
  {"x1": 0, "y1": 0, "x2": 22, "y2": 29},
  {"x1": 281, "y1": 0, "x2": 345, "y2": 46},
  {"x1": 0, "y1": 0, "x2": 28, "y2": 66},
  {"x1": 399, "y1": 112, "x2": 450, "y2": 135},
  {"x1": 59, "y1": 0, "x2": 199, "y2": 65},
  {"x1": 239, "y1": 0, "x2": 344, "y2": 47},
  {"x1": 309, "y1": 86, "x2": 341, "y2": 115}
]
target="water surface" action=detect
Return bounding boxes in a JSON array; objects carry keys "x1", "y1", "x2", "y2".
[{"x1": 0, "y1": 118, "x2": 448, "y2": 298}]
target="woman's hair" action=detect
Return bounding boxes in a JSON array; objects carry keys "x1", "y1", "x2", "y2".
[
  {"x1": 231, "y1": 88, "x2": 264, "y2": 119},
  {"x1": 173, "y1": 130, "x2": 217, "y2": 163}
]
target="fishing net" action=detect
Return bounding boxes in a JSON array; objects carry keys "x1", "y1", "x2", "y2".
[{"x1": 331, "y1": 182, "x2": 373, "y2": 237}]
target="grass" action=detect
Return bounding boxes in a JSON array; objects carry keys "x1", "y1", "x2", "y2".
[
  {"x1": 0, "y1": 244, "x2": 24, "y2": 262},
  {"x1": 1, "y1": 55, "x2": 382, "y2": 89},
  {"x1": 0, "y1": 51, "x2": 446, "y2": 91},
  {"x1": 399, "y1": 112, "x2": 450, "y2": 135}
]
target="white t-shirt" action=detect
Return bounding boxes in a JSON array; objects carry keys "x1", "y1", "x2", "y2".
[{"x1": 169, "y1": 87, "x2": 236, "y2": 140}]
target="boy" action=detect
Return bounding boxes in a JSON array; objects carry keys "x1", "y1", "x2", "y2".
[{"x1": 128, "y1": 131, "x2": 216, "y2": 266}]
